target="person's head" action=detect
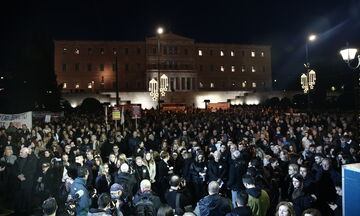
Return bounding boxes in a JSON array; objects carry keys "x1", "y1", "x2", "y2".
[
  {"x1": 109, "y1": 153, "x2": 116, "y2": 163},
  {"x1": 99, "y1": 163, "x2": 109, "y2": 175},
  {"x1": 235, "y1": 191, "x2": 248, "y2": 207},
  {"x1": 4, "y1": 146, "x2": 13, "y2": 156},
  {"x1": 288, "y1": 164, "x2": 299, "y2": 177},
  {"x1": 169, "y1": 175, "x2": 181, "y2": 189},
  {"x1": 145, "y1": 151, "x2": 153, "y2": 161},
  {"x1": 321, "y1": 158, "x2": 331, "y2": 171},
  {"x1": 242, "y1": 174, "x2": 255, "y2": 188},
  {"x1": 113, "y1": 145, "x2": 119, "y2": 153},
  {"x1": 94, "y1": 155, "x2": 103, "y2": 166},
  {"x1": 86, "y1": 150, "x2": 94, "y2": 160},
  {"x1": 292, "y1": 174, "x2": 304, "y2": 189},
  {"x1": 314, "y1": 154, "x2": 323, "y2": 165},
  {"x1": 19, "y1": 147, "x2": 30, "y2": 158},
  {"x1": 275, "y1": 201, "x2": 296, "y2": 216},
  {"x1": 213, "y1": 151, "x2": 221, "y2": 162},
  {"x1": 302, "y1": 208, "x2": 322, "y2": 216},
  {"x1": 97, "y1": 193, "x2": 111, "y2": 209},
  {"x1": 160, "y1": 151, "x2": 170, "y2": 161},
  {"x1": 208, "y1": 181, "x2": 220, "y2": 195},
  {"x1": 157, "y1": 204, "x2": 174, "y2": 216},
  {"x1": 335, "y1": 184, "x2": 342, "y2": 196},
  {"x1": 270, "y1": 158, "x2": 279, "y2": 168},
  {"x1": 110, "y1": 183, "x2": 123, "y2": 199},
  {"x1": 75, "y1": 154, "x2": 84, "y2": 165},
  {"x1": 140, "y1": 179, "x2": 152, "y2": 192},
  {"x1": 299, "y1": 166, "x2": 308, "y2": 178},
  {"x1": 135, "y1": 156, "x2": 143, "y2": 166},
  {"x1": 77, "y1": 166, "x2": 89, "y2": 180},
  {"x1": 42, "y1": 197, "x2": 58, "y2": 216},
  {"x1": 120, "y1": 163, "x2": 129, "y2": 173}
]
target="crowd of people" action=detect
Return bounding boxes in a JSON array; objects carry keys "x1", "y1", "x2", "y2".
[{"x1": 0, "y1": 106, "x2": 358, "y2": 216}]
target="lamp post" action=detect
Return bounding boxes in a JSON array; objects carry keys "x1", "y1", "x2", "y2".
[
  {"x1": 339, "y1": 43, "x2": 360, "y2": 140},
  {"x1": 301, "y1": 34, "x2": 317, "y2": 110},
  {"x1": 149, "y1": 27, "x2": 168, "y2": 110}
]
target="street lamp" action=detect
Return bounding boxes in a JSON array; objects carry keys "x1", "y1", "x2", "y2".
[
  {"x1": 300, "y1": 34, "x2": 317, "y2": 111},
  {"x1": 340, "y1": 43, "x2": 360, "y2": 140},
  {"x1": 148, "y1": 27, "x2": 169, "y2": 109}
]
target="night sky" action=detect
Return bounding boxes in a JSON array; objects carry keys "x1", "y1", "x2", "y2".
[{"x1": 1, "y1": 0, "x2": 360, "y2": 108}]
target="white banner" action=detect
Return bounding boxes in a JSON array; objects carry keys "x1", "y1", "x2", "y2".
[{"x1": 0, "y1": 112, "x2": 32, "y2": 129}]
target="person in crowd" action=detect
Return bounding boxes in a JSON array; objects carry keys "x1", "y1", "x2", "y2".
[
  {"x1": 114, "y1": 163, "x2": 137, "y2": 201},
  {"x1": 226, "y1": 191, "x2": 253, "y2": 216},
  {"x1": 328, "y1": 184, "x2": 342, "y2": 216},
  {"x1": 42, "y1": 197, "x2": 58, "y2": 216},
  {"x1": 95, "y1": 163, "x2": 112, "y2": 194},
  {"x1": 164, "y1": 175, "x2": 192, "y2": 214},
  {"x1": 13, "y1": 147, "x2": 37, "y2": 215},
  {"x1": 133, "y1": 156, "x2": 150, "y2": 191},
  {"x1": 242, "y1": 174, "x2": 270, "y2": 216},
  {"x1": 227, "y1": 150, "x2": 246, "y2": 208},
  {"x1": 301, "y1": 208, "x2": 322, "y2": 216},
  {"x1": 88, "y1": 193, "x2": 114, "y2": 216},
  {"x1": 189, "y1": 151, "x2": 207, "y2": 203},
  {"x1": 69, "y1": 166, "x2": 91, "y2": 216},
  {"x1": 133, "y1": 179, "x2": 162, "y2": 214},
  {"x1": 290, "y1": 174, "x2": 316, "y2": 216},
  {"x1": 157, "y1": 151, "x2": 174, "y2": 200},
  {"x1": 207, "y1": 151, "x2": 227, "y2": 187},
  {"x1": 143, "y1": 151, "x2": 157, "y2": 183},
  {"x1": 157, "y1": 204, "x2": 175, "y2": 216},
  {"x1": 194, "y1": 181, "x2": 232, "y2": 216},
  {"x1": 275, "y1": 201, "x2": 296, "y2": 216}
]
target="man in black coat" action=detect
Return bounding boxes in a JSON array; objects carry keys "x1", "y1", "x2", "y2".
[
  {"x1": 227, "y1": 151, "x2": 247, "y2": 208},
  {"x1": 13, "y1": 147, "x2": 37, "y2": 215},
  {"x1": 164, "y1": 175, "x2": 192, "y2": 214},
  {"x1": 194, "y1": 181, "x2": 232, "y2": 216},
  {"x1": 114, "y1": 163, "x2": 137, "y2": 200},
  {"x1": 133, "y1": 179, "x2": 162, "y2": 213},
  {"x1": 226, "y1": 191, "x2": 253, "y2": 216}
]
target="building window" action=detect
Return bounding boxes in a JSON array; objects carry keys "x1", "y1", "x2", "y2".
[
  {"x1": 88, "y1": 82, "x2": 93, "y2": 89},
  {"x1": 75, "y1": 83, "x2": 80, "y2": 89},
  {"x1": 137, "y1": 48, "x2": 141, "y2": 55},
  {"x1": 199, "y1": 65, "x2": 203, "y2": 71},
  {"x1": 176, "y1": 77, "x2": 180, "y2": 90},
  {"x1": 87, "y1": 64, "x2": 92, "y2": 72},
  {"x1": 252, "y1": 66, "x2": 256, "y2": 72},
  {"x1": 242, "y1": 81, "x2": 247, "y2": 88},
  {"x1": 62, "y1": 48, "x2": 67, "y2": 54},
  {"x1": 63, "y1": 83, "x2": 67, "y2": 88},
  {"x1": 163, "y1": 46, "x2": 167, "y2": 55},
  {"x1": 184, "y1": 64, "x2": 189, "y2": 70},
  {"x1": 232, "y1": 82, "x2": 235, "y2": 87},
  {"x1": 187, "y1": 78, "x2": 191, "y2": 90},
  {"x1": 231, "y1": 51, "x2": 234, "y2": 56},
  {"x1": 198, "y1": 50, "x2": 203, "y2": 56},
  {"x1": 210, "y1": 82, "x2": 214, "y2": 88},
  {"x1": 100, "y1": 64, "x2": 104, "y2": 71},
  {"x1": 87, "y1": 48, "x2": 92, "y2": 55},
  {"x1": 242, "y1": 50, "x2": 245, "y2": 56},
  {"x1": 241, "y1": 65, "x2": 246, "y2": 72},
  {"x1": 220, "y1": 65, "x2": 224, "y2": 72},
  {"x1": 62, "y1": 64, "x2": 67, "y2": 72},
  {"x1": 210, "y1": 50, "x2": 213, "y2": 56},
  {"x1": 125, "y1": 64, "x2": 129, "y2": 71},
  {"x1": 251, "y1": 51, "x2": 255, "y2": 57},
  {"x1": 74, "y1": 48, "x2": 80, "y2": 55},
  {"x1": 124, "y1": 48, "x2": 129, "y2": 55},
  {"x1": 199, "y1": 82, "x2": 203, "y2": 88},
  {"x1": 252, "y1": 82, "x2": 257, "y2": 88},
  {"x1": 231, "y1": 65, "x2": 235, "y2": 72},
  {"x1": 184, "y1": 49, "x2": 188, "y2": 55},
  {"x1": 100, "y1": 48, "x2": 104, "y2": 55},
  {"x1": 261, "y1": 51, "x2": 265, "y2": 57},
  {"x1": 210, "y1": 65, "x2": 214, "y2": 72},
  {"x1": 220, "y1": 50, "x2": 224, "y2": 56},
  {"x1": 153, "y1": 47, "x2": 156, "y2": 54},
  {"x1": 262, "y1": 66, "x2": 266, "y2": 72},
  {"x1": 113, "y1": 48, "x2": 117, "y2": 55},
  {"x1": 100, "y1": 76, "x2": 105, "y2": 89},
  {"x1": 181, "y1": 78, "x2": 185, "y2": 90},
  {"x1": 75, "y1": 63, "x2": 80, "y2": 72}
]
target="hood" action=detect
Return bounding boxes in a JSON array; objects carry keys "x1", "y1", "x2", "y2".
[{"x1": 246, "y1": 187, "x2": 261, "y2": 198}]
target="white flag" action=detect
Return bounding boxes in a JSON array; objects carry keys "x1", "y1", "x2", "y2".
[{"x1": 120, "y1": 106, "x2": 125, "y2": 125}]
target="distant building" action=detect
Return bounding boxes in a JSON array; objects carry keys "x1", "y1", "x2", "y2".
[{"x1": 54, "y1": 33, "x2": 272, "y2": 108}]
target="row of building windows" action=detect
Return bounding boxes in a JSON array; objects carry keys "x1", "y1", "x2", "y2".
[
  {"x1": 198, "y1": 49, "x2": 265, "y2": 57},
  {"x1": 63, "y1": 80, "x2": 144, "y2": 90},
  {"x1": 62, "y1": 63, "x2": 265, "y2": 73},
  {"x1": 62, "y1": 47, "x2": 266, "y2": 58},
  {"x1": 200, "y1": 81, "x2": 262, "y2": 88}
]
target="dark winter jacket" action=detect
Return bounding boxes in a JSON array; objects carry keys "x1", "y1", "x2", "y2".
[
  {"x1": 133, "y1": 190, "x2": 162, "y2": 212},
  {"x1": 227, "y1": 159, "x2": 246, "y2": 191},
  {"x1": 196, "y1": 194, "x2": 232, "y2": 216},
  {"x1": 226, "y1": 206, "x2": 253, "y2": 216},
  {"x1": 70, "y1": 177, "x2": 91, "y2": 216},
  {"x1": 207, "y1": 159, "x2": 227, "y2": 182}
]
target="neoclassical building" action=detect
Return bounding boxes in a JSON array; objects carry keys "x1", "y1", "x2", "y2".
[{"x1": 54, "y1": 33, "x2": 273, "y2": 108}]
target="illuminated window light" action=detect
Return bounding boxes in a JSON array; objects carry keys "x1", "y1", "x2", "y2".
[
  {"x1": 74, "y1": 48, "x2": 80, "y2": 55},
  {"x1": 251, "y1": 51, "x2": 255, "y2": 57},
  {"x1": 198, "y1": 50, "x2": 203, "y2": 56},
  {"x1": 252, "y1": 66, "x2": 256, "y2": 72},
  {"x1": 210, "y1": 82, "x2": 214, "y2": 88},
  {"x1": 221, "y1": 66, "x2": 224, "y2": 72},
  {"x1": 220, "y1": 50, "x2": 224, "y2": 56},
  {"x1": 261, "y1": 52, "x2": 264, "y2": 57},
  {"x1": 242, "y1": 81, "x2": 247, "y2": 87},
  {"x1": 199, "y1": 82, "x2": 204, "y2": 88},
  {"x1": 231, "y1": 51, "x2": 234, "y2": 56},
  {"x1": 63, "y1": 48, "x2": 67, "y2": 53},
  {"x1": 75, "y1": 83, "x2": 80, "y2": 89},
  {"x1": 63, "y1": 83, "x2": 67, "y2": 88},
  {"x1": 252, "y1": 82, "x2": 256, "y2": 88},
  {"x1": 88, "y1": 83, "x2": 92, "y2": 88},
  {"x1": 241, "y1": 65, "x2": 246, "y2": 72},
  {"x1": 231, "y1": 66, "x2": 235, "y2": 72}
]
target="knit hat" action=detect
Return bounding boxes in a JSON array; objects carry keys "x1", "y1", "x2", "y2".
[{"x1": 110, "y1": 183, "x2": 123, "y2": 192}]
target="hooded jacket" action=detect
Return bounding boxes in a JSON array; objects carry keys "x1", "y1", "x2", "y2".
[
  {"x1": 246, "y1": 187, "x2": 270, "y2": 216},
  {"x1": 70, "y1": 177, "x2": 91, "y2": 216}
]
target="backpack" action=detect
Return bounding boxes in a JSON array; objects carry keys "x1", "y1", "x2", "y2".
[{"x1": 134, "y1": 195, "x2": 156, "y2": 216}]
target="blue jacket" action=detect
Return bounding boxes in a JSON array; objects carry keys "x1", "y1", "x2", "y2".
[
  {"x1": 70, "y1": 177, "x2": 91, "y2": 216},
  {"x1": 196, "y1": 194, "x2": 232, "y2": 216}
]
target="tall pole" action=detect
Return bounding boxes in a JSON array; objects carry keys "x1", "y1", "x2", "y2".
[
  {"x1": 157, "y1": 34, "x2": 161, "y2": 112},
  {"x1": 306, "y1": 42, "x2": 310, "y2": 111},
  {"x1": 115, "y1": 55, "x2": 120, "y2": 106}
]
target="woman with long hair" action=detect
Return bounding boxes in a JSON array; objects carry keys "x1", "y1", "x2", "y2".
[
  {"x1": 95, "y1": 163, "x2": 112, "y2": 194},
  {"x1": 143, "y1": 151, "x2": 156, "y2": 183},
  {"x1": 275, "y1": 201, "x2": 296, "y2": 216},
  {"x1": 290, "y1": 174, "x2": 316, "y2": 216}
]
